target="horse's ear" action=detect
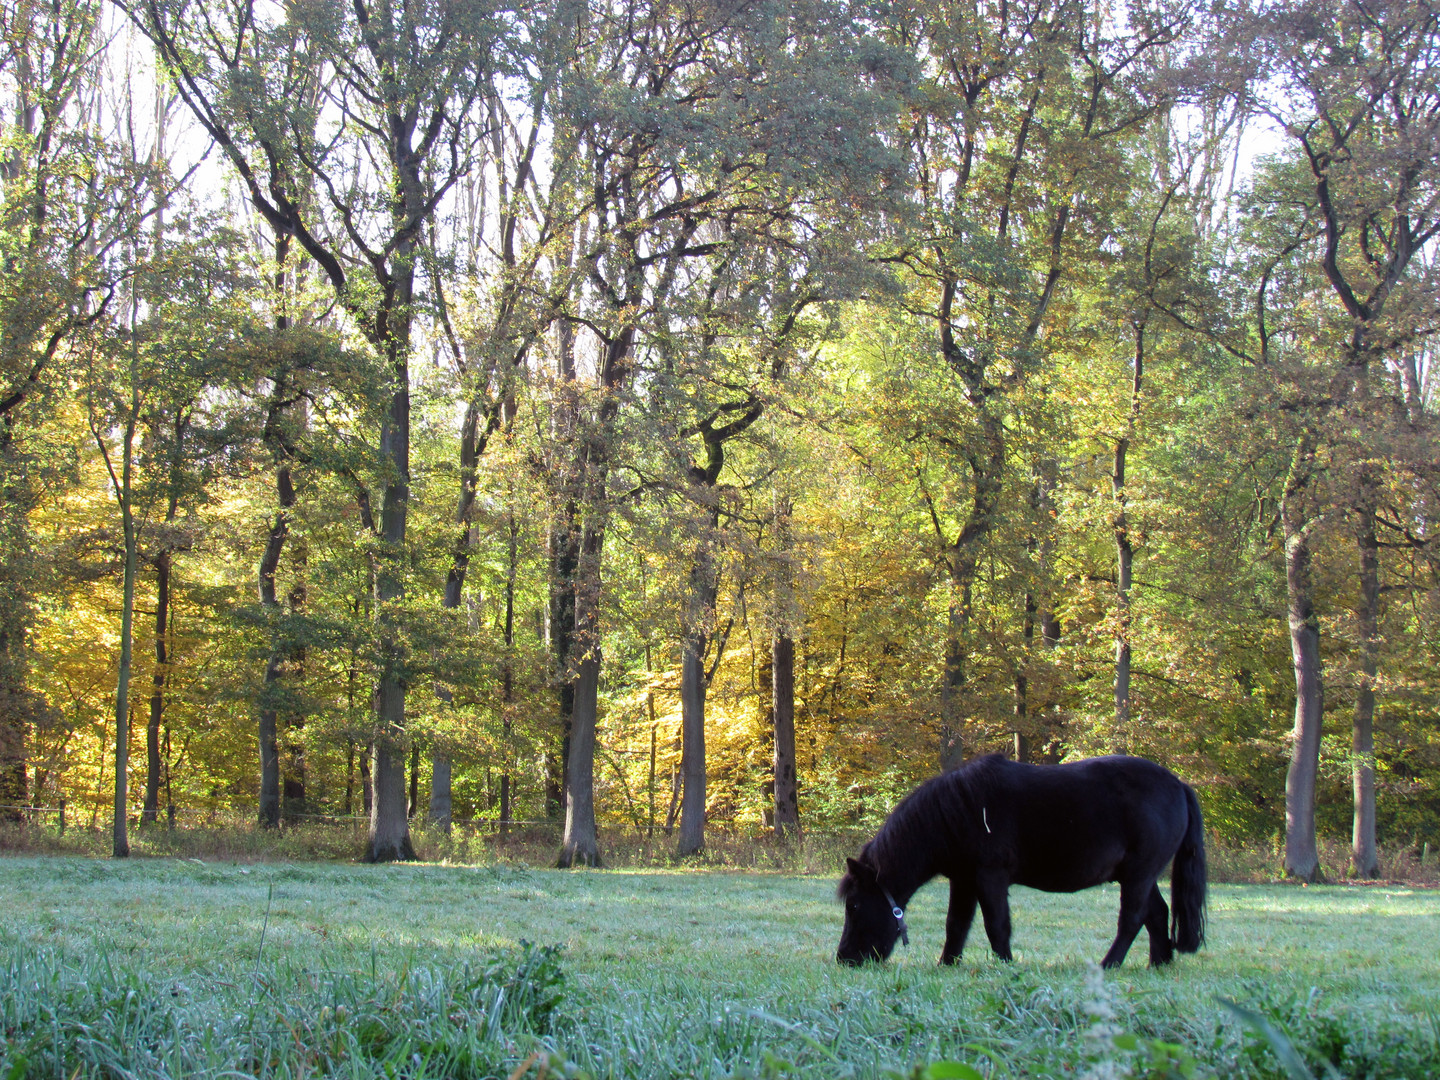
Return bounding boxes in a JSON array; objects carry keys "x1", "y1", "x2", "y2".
[{"x1": 845, "y1": 857, "x2": 875, "y2": 882}]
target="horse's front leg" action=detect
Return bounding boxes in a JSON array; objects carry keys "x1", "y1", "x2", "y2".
[
  {"x1": 975, "y1": 870, "x2": 1014, "y2": 962},
  {"x1": 940, "y1": 878, "x2": 978, "y2": 965}
]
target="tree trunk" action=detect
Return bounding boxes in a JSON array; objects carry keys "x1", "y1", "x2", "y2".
[
  {"x1": 429, "y1": 755, "x2": 452, "y2": 831},
  {"x1": 664, "y1": 735, "x2": 682, "y2": 835},
  {"x1": 366, "y1": 546, "x2": 414, "y2": 861},
  {"x1": 772, "y1": 631, "x2": 799, "y2": 838},
  {"x1": 94, "y1": 377, "x2": 141, "y2": 859},
  {"x1": 431, "y1": 399, "x2": 484, "y2": 831},
  {"x1": 345, "y1": 739, "x2": 356, "y2": 816},
  {"x1": 163, "y1": 728, "x2": 175, "y2": 829},
  {"x1": 548, "y1": 512, "x2": 579, "y2": 821},
  {"x1": 673, "y1": 398, "x2": 763, "y2": 854},
  {"x1": 1352, "y1": 494, "x2": 1380, "y2": 878},
  {"x1": 0, "y1": 625, "x2": 27, "y2": 819},
  {"x1": 497, "y1": 581, "x2": 517, "y2": 838},
  {"x1": 559, "y1": 652, "x2": 602, "y2": 866},
  {"x1": 1112, "y1": 565, "x2": 1132, "y2": 752},
  {"x1": 936, "y1": 419, "x2": 1004, "y2": 772},
  {"x1": 0, "y1": 439, "x2": 32, "y2": 820},
  {"x1": 258, "y1": 650, "x2": 283, "y2": 828},
  {"x1": 408, "y1": 743, "x2": 420, "y2": 819},
  {"x1": 365, "y1": 244, "x2": 416, "y2": 862},
  {"x1": 499, "y1": 511, "x2": 518, "y2": 837},
  {"x1": 676, "y1": 498, "x2": 722, "y2": 858},
  {"x1": 257, "y1": 481, "x2": 290, "y2": 828},
  {"x1": 559, "y1": 491, "x2": 607, "y2": 867},
  {"x1": 938, "y1": 574, "x2": 970, "y2": 772},
  {"x1": 361, "y1": 743, "x2": 372, "y2": 815},
  {"x1": 1283, "y1": 447, "x2": 1324, "y2": 882},
  {"x1": 257, "y1": 230, "x2": 302, "y2": 828},
  {"x1": 546, "y1": 312, "x2": 582, "y2": 822},
  {"x1": 367, "y1": 717, "x2": 414, "y2": 861},
  {"x1": 371, "y1": 335, "x2": 416, "y2": 864},
  {"x1": 676, "y1": 629, "x2": 709, "y2": 856},
  {"x1": 769, "y1": 489, "x2": 799, "y2": 837},
  {"x1": 112, "y1": 484, "x2": 136, "y2": 859},
  {"x1": 259, "y1": 482, "x2": 305, "y2": 824},
  {"x1": 1112, "y1": 513, "x2": 1133, "y2": 750},
  {"x1": 647, "y1": 720, "x2": 657, "y2": 834},
  {"x1": 142, "y1": 550, "x2": 171, "y2": 823},
  {"x1": 556, "y1": 320, "x2": 633, "y2": 866},
  {"x1": 281, "y1": 545, "x2": 307, "y2": 818},
  {"x1": 1035, "y1": 463, "x2": 1064, "y2": 759},
  {"x1": 282, "y1": 740, "x2": 306, "y2": 814},
  {"x1": 1014, "y1": 590, "x2": 1034, "y2": 759},
  {"x1": 366, "y1": 284, "x2": 417, "y2": 865},
  {"x1": 1111, "y1": 320, "x2": 1144, "y2": 754}
]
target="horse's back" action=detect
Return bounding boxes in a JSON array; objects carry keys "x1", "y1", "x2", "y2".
[{"x1": 962, "y1": 755, "x2": 1193, "y2": 893}]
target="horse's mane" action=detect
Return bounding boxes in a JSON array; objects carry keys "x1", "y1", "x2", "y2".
[{"x1": 837, "y1": 754, "x2": 1007, "y2": 898}]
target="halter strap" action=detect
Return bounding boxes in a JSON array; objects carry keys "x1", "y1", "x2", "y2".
[{"x1": 881, "y1": 885, "x2": 910, "y2": 947}]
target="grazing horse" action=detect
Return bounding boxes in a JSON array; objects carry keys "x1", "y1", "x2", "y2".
[{"x1": 836, "y1": 754, "x2": 1206, "y2": 969}]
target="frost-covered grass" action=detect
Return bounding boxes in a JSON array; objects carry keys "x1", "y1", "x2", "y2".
[{"x1": 1, "y1": 856, "x2": 1437, "y2": 1078}]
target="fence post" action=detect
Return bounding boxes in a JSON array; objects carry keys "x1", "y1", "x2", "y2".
[{"x1": 58, "y1": 798, "x2": 66, "y2": 836}]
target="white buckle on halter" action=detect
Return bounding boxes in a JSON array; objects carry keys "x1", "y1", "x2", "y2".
[{"x1": 881, "y1": 886, "x2": 910, "y2": 947}]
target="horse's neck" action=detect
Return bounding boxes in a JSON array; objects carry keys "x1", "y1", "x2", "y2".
[
  {"x1": 874, "y1": 833, "x2": 938, "y2": 907},
  {"x1": 891, "y1": 867, "x2": 935, "y2": 909}
]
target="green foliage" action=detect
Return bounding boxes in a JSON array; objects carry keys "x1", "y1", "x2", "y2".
[
  {"x1": 0, "y1": 0, "x2": 1437, "y2": 866},
  {"x1": 1221, "y1": 993, "x2": 1440, "y2": 1080}
]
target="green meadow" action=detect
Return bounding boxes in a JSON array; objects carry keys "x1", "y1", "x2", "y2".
[{"x1": 1, "y1": 856, "x2": 1437, "y2": 1079}]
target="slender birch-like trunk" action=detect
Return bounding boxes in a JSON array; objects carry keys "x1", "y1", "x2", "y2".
[
  {"x1": 772, "y1": 631, "x2": 799, "y2": 837},
  {"x1": 1351, "y1": 488, "x2": 1380, "y2": 878},
  {"x1": 1111, "y1": 320, "x2": 1145, "y2": 753}
]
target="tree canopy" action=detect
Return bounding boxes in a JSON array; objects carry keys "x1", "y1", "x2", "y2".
[{"x1": 1, "y1": 0, "x2": 1436, "y2": 876}]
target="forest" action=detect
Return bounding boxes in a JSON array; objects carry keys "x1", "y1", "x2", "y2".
[{"x1": 0, "y1": 0, "x2": 1435, "y2": 878}]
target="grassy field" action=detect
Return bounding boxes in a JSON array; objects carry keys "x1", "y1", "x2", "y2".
[{"x1": 1, "y1": 856, "x2": 1437, "y2": 1079}]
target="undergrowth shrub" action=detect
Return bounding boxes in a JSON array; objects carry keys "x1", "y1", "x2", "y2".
[{"x1": 1223, "y1": 989, "x2": 1440, "y2": 1080}]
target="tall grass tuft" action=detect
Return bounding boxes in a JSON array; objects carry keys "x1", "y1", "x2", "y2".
[{"x1": 0, "y1": 936, "x2": 565, "y2": 1079}]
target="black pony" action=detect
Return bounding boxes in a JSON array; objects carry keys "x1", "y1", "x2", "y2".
[{"x1": 837, "y1": 754, "x2": 1206, "y2": 969}]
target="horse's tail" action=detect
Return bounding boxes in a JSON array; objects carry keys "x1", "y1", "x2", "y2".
[{"x1": 1170, "y1": 783, "x2": 1207, "y2": 953}]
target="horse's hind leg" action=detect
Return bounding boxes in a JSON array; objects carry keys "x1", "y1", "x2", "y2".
[
  {"x1": 1100, "y1": 878, "x2": 1153, "y2": 969},
  {"x1": 1143, "y1": 882, "x2": 1174, "y2": 967},
  {"x1": 941, "y1": 878, "x2": 978, "y2": 965}
]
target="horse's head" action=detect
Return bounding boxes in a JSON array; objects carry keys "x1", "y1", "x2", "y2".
[{"x1": 836, "y1": 856, "x2": 905, "y2": 965}]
